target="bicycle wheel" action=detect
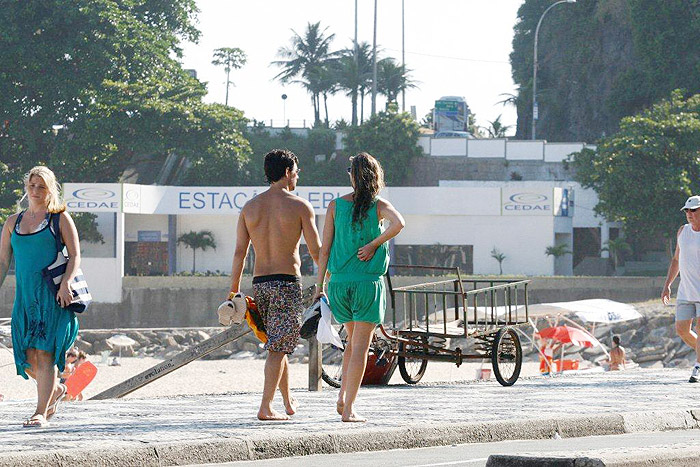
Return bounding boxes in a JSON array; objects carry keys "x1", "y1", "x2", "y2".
[
  {"x1": 398, "y1": 336, "x2": 428, "y2": 384},
  {"x1": 491, "y1": 327, "x2": 522, "y2": 386},
  {"x1": 321, "y1": 324, "x2": 346, "y2": 388}
]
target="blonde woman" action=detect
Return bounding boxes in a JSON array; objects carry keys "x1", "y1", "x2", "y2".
[
  {"x1": 314, "y1": 153, "x2": 405, "y2": 422},
  {"x1": 0, "y1": 166, "x2": 81, "y2": 427}
]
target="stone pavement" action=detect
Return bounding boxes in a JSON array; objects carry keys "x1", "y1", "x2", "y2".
[{"x1": 1, "y1": 368, "x2": 699, "y2": 466}]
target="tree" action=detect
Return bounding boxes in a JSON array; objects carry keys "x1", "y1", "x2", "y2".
[
  {"x1": 509, "y1": 0, "x2": 700, "y2": 141},
  {"x1": 485, "y1": 115, "x2": 512, "y2": 138},
  {"x1": 377, "y1": 58, "x2": 416, "y2": 110},
  {"x1": 545, "y1": 244, "x2": 572, "y2": 258},
  {"x1": 0, "y1": 0, "x2": 251, "y2": 205},
  {"x1": 333, "y1": 43, "x2": 373, "y2": 126},
  {"x1": 72, "y1": 213, "x2": 105, "y2": 245},
  {"x1": 272, "y1": 22, "x2": 336, "y2": 127},
  {"x1": 572, "y1": 90, "x2": 700, "y2": 255},
  {"x1": 344, "y1": 111, "x2": 423, "y2": 185},
  {"x1": 601, "y1": 238, "x2": 632, "y2": 272},
  {"x1": 211, "y1": 47, "x2": 247, "y2": 106},
  {"x1": 178, "y1": 230, "x2": 217, "y2": 273},
  {"x1": 490, "y1": 247, "x2": 506, "y2": 275}
]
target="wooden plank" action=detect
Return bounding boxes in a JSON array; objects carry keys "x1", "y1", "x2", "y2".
[
  {"x1": 307, "y1": 336, "x2": 322, "y2": 392},
  {"x1": 90, "y1": 325, "x2": 251, "y2": 400}
]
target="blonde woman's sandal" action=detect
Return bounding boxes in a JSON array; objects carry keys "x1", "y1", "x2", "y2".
[
  {"x1": 46, "y1": 383, "x2": 67, "y2": 421},
  {"x1": 23, "y1": 414, "x2": 48, "y2": 428}
]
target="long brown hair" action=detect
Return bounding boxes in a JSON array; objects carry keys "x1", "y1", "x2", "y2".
[{"x1": 349, "y1": 153, "x2": 384, "y2": 226}]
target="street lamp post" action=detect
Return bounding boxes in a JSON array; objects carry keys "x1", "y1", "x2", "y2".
[
  {"x1": 532, "y1": 0, "x2": 576, "y2": 140},
  {"x1": 371, "y1": 0, "x2": 378, "y2": 117}
]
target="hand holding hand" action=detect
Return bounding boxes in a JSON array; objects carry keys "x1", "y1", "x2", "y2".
[{"x1": 357, "y1": 242, "x2": 377, "y2": 261}]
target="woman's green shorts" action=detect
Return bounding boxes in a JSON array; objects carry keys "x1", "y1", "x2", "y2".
[{"x1": 328, "y1": 277, "x2": 385, "y2": 325}]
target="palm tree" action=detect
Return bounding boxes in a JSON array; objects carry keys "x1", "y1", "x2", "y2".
[
  {"x1": 485, "y1": 115, "x2": 512, "y2": 138},
  {"x1": 211, "y1": 47, "x2": 247, "y2": 106},
  {"x1": 272, "y1": 22, "x2": 336, "y2": 127},
  {"x1": 333, "y1": 42, "x2": 373, "y2": 126},
  {"x1": 178, "y1": 230, "x2": 217, "y2": 273},
  {"x1": 545, "y1": 244, "x2": 572, "y2": 258},
  {"x1": 602, "y1": 238, "x2": 632, "y2": 272},
  {"x1": 376, "y1": 58, "x2": 416, "y2": 110},
  {"x1": 490, "y1": 247, "x2": 506, "y2": 275}
]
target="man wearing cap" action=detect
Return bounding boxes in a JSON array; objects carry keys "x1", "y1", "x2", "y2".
[{"x1": 662, "y1": 195, "x2": 700, "y2": 383}]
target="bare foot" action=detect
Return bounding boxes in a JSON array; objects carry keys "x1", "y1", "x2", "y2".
[
  {"x1": 46, "y1": 384, "x2": 67, "y2": 420},
  {"x1": 284, "y1": 397, "x2": 299, "y2": 416},
  {"x1": 257, "y1": 408, "x2": 290, "y2": 421},
  {"x1": 336, "y1": 400, "x2": 344, "y2": 416},
  {"x1": 23, "y1": 413, "x2": 48, "y2": 428},
  {"x1": 341, "y1": 410, "x2": 366, "y2": 423}
]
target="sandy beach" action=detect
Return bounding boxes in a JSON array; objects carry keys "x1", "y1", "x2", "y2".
[{"x1": 0, "y1": 348, "x2": 542, "y2": 401}]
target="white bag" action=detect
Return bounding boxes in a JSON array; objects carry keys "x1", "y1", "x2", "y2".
[{"x1": 317, "y1": 297, "x2": 344, "y2": 349}]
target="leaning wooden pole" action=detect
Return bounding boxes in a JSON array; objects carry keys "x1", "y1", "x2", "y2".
[{"x1": 90, "y1": 325, "x2": 250, "y2": 400}]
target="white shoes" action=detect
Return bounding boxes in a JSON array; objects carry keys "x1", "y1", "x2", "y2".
[{"x1": 217, "y1": 292, "x2": 247, "y2": 326}]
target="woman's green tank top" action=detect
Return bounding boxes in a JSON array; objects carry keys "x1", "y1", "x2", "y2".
[{"x1": 328, "y1": 197, "x2": 389, "y2": 282}]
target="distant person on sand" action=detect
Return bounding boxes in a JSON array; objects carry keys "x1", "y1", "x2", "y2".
[
  {"x1": 314, "y1": 153, "x2": 405, "y2": 422},
  {"x1": 227, "y1": 149, "x2": 321, "y2": 420},
  {"x1": 608, "y1": 335, "x2": 626, "y2": 371},
  {"x1": 662, "y1": 195, "x2": 700, "y2": 383}
]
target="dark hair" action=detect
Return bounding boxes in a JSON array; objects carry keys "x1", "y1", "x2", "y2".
[
  {"x1": 264, "y1": 149, "x2": 298, "y2": 184},
  {"x1": 612, "y1": 335, "x2": 621, "y2": 346},
  {"x1": 349, "y1": 153, "x2": 385, "y2": 226}
]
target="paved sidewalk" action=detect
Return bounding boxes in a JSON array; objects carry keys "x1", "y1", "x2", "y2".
[{"x1": 1, "y1": 368, "x2": 699, "y2": 466}]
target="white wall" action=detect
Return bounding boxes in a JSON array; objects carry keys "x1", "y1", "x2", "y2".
[
  {"x1": 544, "y1": 143, "x2": 584, "y2": 162},
  {"x1": 467, "y1": 139, "x2": 506, "y2": 158},
  {"x1": 430, "y1": 138, "x2": 467, "y2": 157},
  {"x1": 506, "y1": 141, "x2": 544, "y2": 160},
  {"x1": 176, "y1": 214, "x2": 237, "y2": 273},
  {"x1": 397, "y1": 214, "x2": 554, "y2": 275}
]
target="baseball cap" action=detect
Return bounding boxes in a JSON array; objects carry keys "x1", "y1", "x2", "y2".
[{"x1": 681, "y1": 196, "x2": 700, "y2": 211}]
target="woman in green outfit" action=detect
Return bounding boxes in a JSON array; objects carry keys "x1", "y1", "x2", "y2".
[
  {"x1": 315, "y1": 153, "x2": 405, "y2": 422},
  {"x1": 0, "y1": 166, "x2": 81, "y2": 427}
]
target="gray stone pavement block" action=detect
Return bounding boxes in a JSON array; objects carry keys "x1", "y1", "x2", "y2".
[
  {"x1": 1, "y1": 368, "x2": 700, "y2": 466},
  {"x1": 486, "y1": 455, "x2": 605, "y2": 466}
]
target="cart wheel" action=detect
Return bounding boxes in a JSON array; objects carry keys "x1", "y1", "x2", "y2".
[
  {"x1": 491, "y1": 327, "x2": 522, "y2": 386},
  {"x1": 321, "y1": 325, "x2": 346, "y2": 388},
  {"x1": 398, "y1": 337, "x2": 428, "y2": 384}
]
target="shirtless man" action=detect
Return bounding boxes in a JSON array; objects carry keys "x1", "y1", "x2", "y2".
[{"x1": 228, "y1": 149, "x2": 321, "y2": 420}]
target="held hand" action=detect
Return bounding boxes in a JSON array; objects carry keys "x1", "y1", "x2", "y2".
[
  {"x1": 661, "y1": 285, "x2": 672, "y2": 305},
  {"x1": 357, "y1": 242, "x2": 378, "y2": 262},
  {"x1": 57, "y1": 282, "x2": 73, "y2": 308}
]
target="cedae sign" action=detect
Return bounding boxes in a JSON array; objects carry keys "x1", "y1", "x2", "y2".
[
  {"x1": 502, "y1": 188, "x2": 552, "y2": 216},
  {"x1": 64, "y1": 184, "x2": 121, "y2": 212}
]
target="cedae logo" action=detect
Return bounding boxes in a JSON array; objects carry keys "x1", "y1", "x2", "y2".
[
  {"x1": 504, "y1": 192, "x2": 550, "y2": 211},
  {"x1": 67, "y1": 188, "x2": 119, "y2": 209},
  {"x1": 123, "y1": 188, "x2": 140, "y2": 209}
]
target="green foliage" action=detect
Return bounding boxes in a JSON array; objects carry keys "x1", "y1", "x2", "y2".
[
  {"x1": 545, "y1": 244, "x2": 572, "y2": 258},
  {"x1": 212, "y1": 47, "x2": 247, "y2": 106},
  {"x1": 178, "y1": 230, "x2": 217, "y2": 273},
  {"x1": 510, "y1": 0, "x2": 700, "y2": 141},
  {"x1": 490, "y1": 247, "x2": 506, "y2": 275},
  {"x1": 601, "y1": 238, "x2": 632, "y2": 270},
  {"x1": 485, "y1": 115, "x2": 512, "y2": 138},
  {"x1": 344, "y1": 111, "x2": 422, "y2": 185},
  {"x1": 0, "y1": 0, "x2": 251, "y2": 206},
  {"x1": 377, "y1": 58, "x2": 416, "y2": 107},
  {"x1": 572, "y1": 90, "x2": 700, "y2": 247},
  {"x1": 72, "y1": 212, "x2": 105, "y2": 245},
  {"x1": 243, "y1": 126, "x2": 344, "y2": 186}
]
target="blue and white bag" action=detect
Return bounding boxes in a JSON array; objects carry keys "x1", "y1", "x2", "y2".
[{"x1": 41, "y1": 214, "x2": 92, "y2": 313}]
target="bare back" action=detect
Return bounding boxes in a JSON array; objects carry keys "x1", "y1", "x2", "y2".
[{"x1": 242, "y1": 189, "x2": 308, "y2": 277}]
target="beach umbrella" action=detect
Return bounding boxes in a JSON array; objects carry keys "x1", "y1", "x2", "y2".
[
  {"x1": 546, "y1": 299, "x2": 642, "y2": 324},
  {"x1": 537, "y1": 325, "x2": 599, "y2": 348},
  {"x1": 107, "y1": 334, "x2": 137, "y2": 360}
]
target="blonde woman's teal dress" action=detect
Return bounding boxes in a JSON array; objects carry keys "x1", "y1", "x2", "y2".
[{"x1": 10, "y1": 212, "x2": 79, "y2": 379}]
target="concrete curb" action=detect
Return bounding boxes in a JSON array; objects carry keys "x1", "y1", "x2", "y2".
[{"x1": 2, "y1": 409, "x2": 699, "y2": 466}]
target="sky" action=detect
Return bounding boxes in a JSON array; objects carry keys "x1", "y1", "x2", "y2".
[{"x1": 181, "y1": 0, "x2": 524, "y2": 134}]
